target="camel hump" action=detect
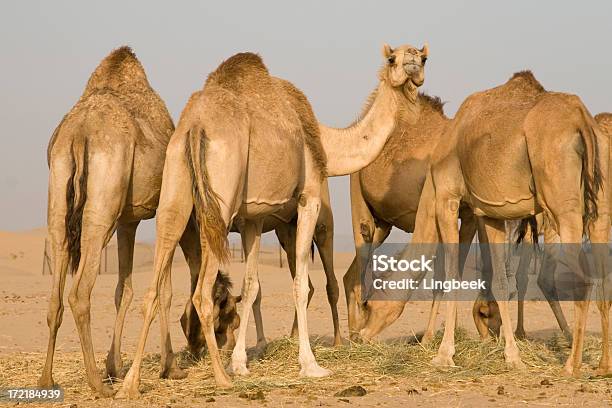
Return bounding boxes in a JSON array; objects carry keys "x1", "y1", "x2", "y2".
[
  {"x1": 595, "y1": 112, "x2": 612, "y2": 135},
  {"x1": 82, "y1": 46, "x2": 149, "y2": 96},
  {"x1": 507, "y1": 70, "x2": 545, "y2": 92},
  {"x1": 418, "y1": 92, "x2": 445, "y2": 114},
  {"x1": 206, "y1": 52, "x2": 269, "y2": 88}
]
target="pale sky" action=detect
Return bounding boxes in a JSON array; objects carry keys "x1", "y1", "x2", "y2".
[{"x1": 1, "y1": 1, "x2": 610, "y2": 249}]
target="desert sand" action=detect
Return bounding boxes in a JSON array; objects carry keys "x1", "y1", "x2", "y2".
[{"x1": 1, "y1": 228, "x2": 611, "y2": 407}]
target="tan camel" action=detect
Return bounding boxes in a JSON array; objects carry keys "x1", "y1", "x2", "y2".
[
  {"x1": 182, "y1": 180, "x2": 341, "y2": 357},
  {"x1": 342, "y1": 93, "x2": 478, "y2": 341},
  {"x1": 39, "y1": 46, "x2": 239, "y2": 397},
  {"x1": 410, "y1": 71, "x2": 610, "y2": 375},
  {"x1": 354, "y1": 71, "x2": 610, "y2": 374},
  {"x1": 498, "y1": 112, "x2": 612, "y2": 342},
  {"x1": 117, "y1": 43, "x2": 428, "y2": 397}
]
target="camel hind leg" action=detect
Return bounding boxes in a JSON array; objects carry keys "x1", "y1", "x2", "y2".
[
  {"x1": 105, "y1": 221, "x2": 139, "y2": 379},
  {"x1": 68, "y1": 146, "x2": 132, "y2": 397},
  {"x1": 313, "y1": 187, "x2": 343, "y2": 346},
  {"x1": 117, "y1": 133, "x2": 195, "y2": 399},
  {"x1": 39, "y1": 155, "x2": 73, "y2": 388}
]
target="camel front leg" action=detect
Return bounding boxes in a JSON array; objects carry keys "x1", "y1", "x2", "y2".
[
  {"x1": 229, "y1": 219, "x2": 264, "y2": 376},
  {"x1": 106, "y1": 221, "x2": 138, "y2": 379},
  {"x1": 431, "y1": 197, "x2": 460, "y2": 367}
]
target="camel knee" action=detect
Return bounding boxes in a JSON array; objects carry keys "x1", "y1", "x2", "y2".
[
  {"x1": 46, "y1": 298, "x2": 64, "y2": 328},
  {"x1": 359, "y1": 220, "x2": 374, "y2": 242},
  {"x1": 68, "y1": 289, "x2": 90, "y2": 323},
  {"x1": 326, "y1": 280, "x2": 340, "y2": 304}
]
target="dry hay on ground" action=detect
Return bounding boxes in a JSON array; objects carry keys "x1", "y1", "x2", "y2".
[{"x1": 1, "y1": 329, "x2": 611, "y2": 404}]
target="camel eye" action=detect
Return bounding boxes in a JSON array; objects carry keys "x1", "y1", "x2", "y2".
[
  {"x1": 387, "y1": 55, "x2": 396, "y2": 65},
  {"x1": 422, "y1": 56, "x2": 428, "y2": 65}
]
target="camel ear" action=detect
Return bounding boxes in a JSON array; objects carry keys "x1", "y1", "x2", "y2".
[
  {"x1": 382, "y1": 43, "x2": 394, "y2": 59},
  {"x1": 421, "y1": 43, "x2": 429, "y2": 58}
]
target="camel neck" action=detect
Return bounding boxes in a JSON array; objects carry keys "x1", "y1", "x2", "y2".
[{"x1": 320, "y1": 81, "x2": 416, "y2": 176}]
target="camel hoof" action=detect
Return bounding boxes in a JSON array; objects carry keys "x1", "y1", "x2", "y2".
[
  {"x1": 514, "y1": 330, "x2": 526, "y2": 340},
  {"x1": 37, "y1": 376, "x2": 55, "y2": 389},
  {"x1": 561, "y1": 365, "x2": 580, "y2": 378},
  {"x1": 333, "y1": 336, "x2": 344, "y2": 347},
  {"x1": 595, "y1": 366, "x2": 612, "y2": 376},
  {"x1": 97, "y1": 384, "x2": 116, "y2": 398},
  {"x1": 160, "y1": 367, "x2": 188, "y2": 380},
  {"x1": 299, "y1": 363, "x2": 332, "y2": 378},
  {"x1": 254, "y1": 341, "x2": 268, "y2": 356},
  {"x1": 431, "y1": 354, "x2": 455, "y2": 368},
  {"x1": 215, "y1": 375, "x2": 233, "y2": 389},
  {"x1": 506, "y1": 359, "x2": 526, "y2": 371},
  {"x1": 420, "y1": 333, "x2": 434, "y2": 346},
  {"x1": 104, "y1": 364, "x2": 126, "y2": 380},
  {"x1": 115, "y1": 383, "x2": 140, "y2": 400},
  {"x1": 229, "y1": 359, "x2": 250, "y2": 376}
]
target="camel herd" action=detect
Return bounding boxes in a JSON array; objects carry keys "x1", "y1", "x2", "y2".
[{"x1": 39, "y1": 43, "x2": 612, "y2": 398}]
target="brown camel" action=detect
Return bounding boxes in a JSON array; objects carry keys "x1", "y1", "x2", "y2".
[
  {"x1": 342, "y1": 93, "x2": 478, "y2": 341},
  {"x1": 502, "y1": 112, "x2": 612, "y2": 342},
  {"x1": 117, "y1": 43, "x2": 428, "y2": 396},
  {"x1": 416, "y1": 72, "x2": 609, "y2": 374},
  {"x1": 182, "y1": 180, "x2": 341, "y2": 357},
  {"x1": 355, "y1": 71, "x2": 610, "y2": 374},
  {"x1": 39, "y1": 46, "x2": 239, "y2": 397}
]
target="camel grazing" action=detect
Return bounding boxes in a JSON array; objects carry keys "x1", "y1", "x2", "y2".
[
  {"x1": 354, "y1": 71, "x2": 610, "y2": 374},
  {"x1": 39, "y1": 46, "x2": 240, "y2": 397},
  {"x1": 182, "y1": 180, "x2": 341, "y2": 357},
  {"x1": 497, "y1": 112, "x2": 612, "y2": 342},
  {"x1": 415, "y1": 71, "x2": 609, "y2": 374},
  {"x1": 342, "y1": 93, "x2": 478, "y2": 341},
  {"x1": 117, "y1": 43, "x2": 428, "y2": 396}
]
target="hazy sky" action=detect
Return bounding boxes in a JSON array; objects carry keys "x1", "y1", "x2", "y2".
[{"x1": 1, "y1": 1, "x2": 610, "y2": 248}]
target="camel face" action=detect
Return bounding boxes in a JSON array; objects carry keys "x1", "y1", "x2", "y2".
[{"x1": 382, "y1": 43, "x2": 428, "y2": 89}]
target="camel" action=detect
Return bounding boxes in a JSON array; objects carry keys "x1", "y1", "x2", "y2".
[
  {"x1": 181, "y1": 180, "x2": 341, "y2": 357},
  {"x1": 411, "y1": 71, "x2": 609, "y2": 375},
  {"x1": 342, "y1": 93, "x2": 478, "y2": 341},
  {"x1": 497, "y1": 112, "x2": 612, "y2": 342},
  {"x1": 117, "y1": 43, "x2": 428, "y2": 397},
  {"x1": 39, "y1": 46, "x2": 240, "y2": 397},
  {"x1": 354, "y1": 71, "x2": 610, "y2": 374}
]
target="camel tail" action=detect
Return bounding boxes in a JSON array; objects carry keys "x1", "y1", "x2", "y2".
[
  {"x1": 185, "y1": 127, "x2": 229, "y2": 263},
  {"x1": 515, "y1": 216, "x2": 539, "y2": 252},
  {"x1": 65, "y1": 135, "x2": 88, "y2": 274},
  {"x1": 578, "y1": 106, "x2": 604, "y2": 232}
]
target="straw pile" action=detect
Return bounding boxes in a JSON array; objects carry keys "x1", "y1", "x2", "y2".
[{"x1": 1, "y1": 329, "x2": 610, "y2": 404}]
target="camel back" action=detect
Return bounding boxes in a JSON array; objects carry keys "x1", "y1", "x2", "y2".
[
  {"x1": 80, "y1": 46, "x2": 174, "y2": 138},
  {"x1": 205, "y1": 52, "x2": 326, "y2": 178}
]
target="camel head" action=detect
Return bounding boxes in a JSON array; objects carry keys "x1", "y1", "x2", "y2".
[
  {"x1": 180, "y1": 271, "x2": 242, "y2": 356},
  {"x1": 381, "y1": 43, "x2": 428, "y2": 99}
]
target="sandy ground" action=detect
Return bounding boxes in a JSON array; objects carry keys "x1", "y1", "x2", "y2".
[{"x1": 1, "y1": 228, "x2": 611, "y2": 407}]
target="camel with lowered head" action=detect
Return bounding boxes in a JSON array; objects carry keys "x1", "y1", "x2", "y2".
[
  {"x1": 342, "y1": 93, "x2": 478, "y2": 341},
  {"x1": 117, "y1": 43, "x2": 428, "y2": 396},
  {"x1": 354, "y1": 71, "x2": 610, "y2": 375},
  {"x1": 490, "y1": 112, "x2": 612, "y2": 344},
  {"x1": 182, "y1": 180, "x2": 341, "y2": 356},
  {"x1": 39, "y1": 46, "x2": 240, "y2": 397},
  {"x1": 415, "y1": 71, "x2": 609, "y2": 374}
]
